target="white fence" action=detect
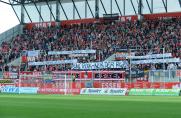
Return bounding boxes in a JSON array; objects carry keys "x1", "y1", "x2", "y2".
[{"x1": 149, "y1": 70, "x2": 181, "y2": 82}]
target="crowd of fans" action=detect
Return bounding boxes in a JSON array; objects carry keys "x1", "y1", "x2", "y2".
[{"x1": 0, "y1": 17, "x2": 181, "y2": 72}]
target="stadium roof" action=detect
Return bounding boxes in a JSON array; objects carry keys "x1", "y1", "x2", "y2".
[{"x1": 1, "y1": 0, "x2": 181, "y2": 23}]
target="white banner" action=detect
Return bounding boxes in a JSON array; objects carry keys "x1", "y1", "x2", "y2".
[
  {"x1": 28, "y1": 59, "x2": 77, "y2": 66},
  {"x1": 132, "y1": 58, "x2": 180, "y2": 64},
  {"x1": 48, "y1": 50, "x2": 96, "y2": 55},
  {"x1": 27, "y1": 57, "x2": 36, "y2": 62},
  {"x1": 129, "y1": 53, "x2": 172, "y2": 59},
  {"x1": 1, "y1": 86, "x2": 38, "y2": 94},
  {"x1": 115, "y1": 52, "x2": 135, "y2": 58},
  {"x1": 80, "y1": 88, "x2": 127, "y2": 96},
  {"x1": 69, "y1": 54, "x2": 88, "y2": 58},
  {"x1": 27, "y1": 50, "x2": 40, "y2": 57},
  {"x1": 72, "y1": 61, "x2": 128, "y2": 70}
]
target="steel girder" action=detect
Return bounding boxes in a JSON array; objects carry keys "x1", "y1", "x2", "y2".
[{"x1": 1, "y1": 0, "x2": 181, "y2": 23}]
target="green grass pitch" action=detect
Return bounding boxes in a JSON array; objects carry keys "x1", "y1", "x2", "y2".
[{"x1": 0, "y1": 94, "x2": 181, "y2": 118}]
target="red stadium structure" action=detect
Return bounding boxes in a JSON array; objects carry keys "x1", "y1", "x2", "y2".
[{"x1": 0, "y1": 0, "x2": 181, "y2": 95}]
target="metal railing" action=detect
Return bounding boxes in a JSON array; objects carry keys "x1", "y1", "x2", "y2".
[
  {"x1": 0, "y1": 71, "x2": 3, "y2": 79},
  {"x1": 149, "y1": 69, "x2": 181, "y2": 82}
]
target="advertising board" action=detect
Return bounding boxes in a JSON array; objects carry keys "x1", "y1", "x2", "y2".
[
  {"x1": 154, "y1": 89, "x2": 180, "y2": 96},
  {"x1": 129, "y1": 89, "x2": 181, "y2": 96},
  {"x1": 37, "y1": 88, "x2": 80, "y2": 94},
  {"x1": 1, "y1": 86, "x2": 38, "y2": 94},
  {"x1": 129, "y1": 89, "x2": 154, "y2": 96},
  {"x1": 80, "y1": 88, "x2": 127, "y2": 96}
]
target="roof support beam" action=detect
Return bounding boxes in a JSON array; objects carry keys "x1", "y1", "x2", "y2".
[
  {"x1": 12, "y1": 0, "x2": 32, "y2": 23},
  {"x1": 20, "y1": 4, "x2": 24, "y2": 24},
  {"x1": 110, "y1": 0, "x2": 112, "y2": 14},
  {"x1": 178, "y1": 0, "x2": 181, "y2": 8},
  {"x1": 130, "y1": 0, "x2": 137, "y2": 14},
  {"x1": 162, "y1": 0, "x2": 168, "y2": 12},
  {"x1": 46, "y1": 0, "x2": 56, "y2": 21},
  {"x1": 138, "y1": 0, "x2": 143, "y2": 15},
  {"x1": 85, "y1": 0, "x2": 87, "y2": 18},
  {"x1": 100, "y1": 0, "x2": 107, "y2": 14},
  {"x1": 85, "y1": 0, "x2": 94, "y2": 18},
  {"x1": 9, "y1": 0, "x2": 21, "y2": 23},
  {"x1": 8, "y1": 0, "x2": 23, "y2": 5},
  {"x1": 11, "y1": 5, "x2": 21, "y2": 23},
  {"x1": 114, "y1": 0, "x2": 122, "y2": 16},
  {"x1": 146, "y1": 0, "x2": 152, "y2": 13},
  {"x1": 58, "y1": 0, "x2": 68, "y2": 20},
  {"x1": 56, "y1": 0, "x2": 60, "y2": 22},
  {"x1": 72, "y1": 0, "x2": 81, "y2": 19},
  {"x1": 0, "y1": 0, "x2": 11, "y2": 5},
  {"x1": 10, "y1": 0, "x2": 32, "y2": 23},
  {"x1": 123, "y1": 0, "x2": 125, "y2": 15},
  {"x1": 32, "y1": 0, "x2": 44, "y2": 22},
  {"x1": 95, "y1": 0, "x2": 99, "y2": 19},
  {"x1": 151, "y1": 0, "x2": 153, "y2": 13},
  {"x1": 22, "y1": 3, "x2": 32, "y2": 23}
]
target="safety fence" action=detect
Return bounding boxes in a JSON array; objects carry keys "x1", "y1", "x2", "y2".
[{"x1": 149, "y1": 70, "x2": 181, "y2": 82}]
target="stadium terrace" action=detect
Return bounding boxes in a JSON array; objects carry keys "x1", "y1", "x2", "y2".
[
  {"x1": 0, "y1": 0, "x2": 181, "y2": 92},
  {"x1": 0, "y1": 0, "x2": 181, "y2": 117}
]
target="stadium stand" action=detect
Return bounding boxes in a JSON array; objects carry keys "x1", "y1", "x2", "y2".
[{"x1": 0, "y1": 17, "x2": 180, "y2": 71}]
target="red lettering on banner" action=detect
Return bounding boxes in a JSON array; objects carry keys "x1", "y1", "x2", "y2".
[
  {"x1": 37, "y1": 88, "x2": 80, "y2": 94},
  {"x1": 120, "y1": 15, "x2": 138, "y2": 22},
  {"x1": 101, "y1": 82, "x2": 121, "y2": 88},
  {"x1": 20, "y1": 71, "x2": 33, "y2": 80},
  {"x1": 3, "y1": 72, "x2": 18, "y2": 79},
  {"x1": 25, "y1": 22, "x2": 56, "y2": 30},
  {"x1": 0, "y1": 83, "x2": 15, "y2": 87}
]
